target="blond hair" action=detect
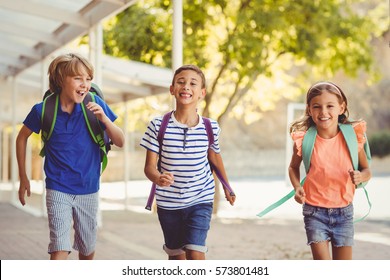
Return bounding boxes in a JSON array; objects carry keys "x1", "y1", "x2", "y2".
[{"x1": 48, "y1": 53, "x2": 94, "y2": 94}]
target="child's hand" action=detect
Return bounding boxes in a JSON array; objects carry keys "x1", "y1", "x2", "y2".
[
  {"x1": 158, "y1": 172, "x2": 174, "y2": 187},
  {"x1": 349, "y1": 169, "x2": 362, "y2": 185},
  {"x1": 294, "y1": 186, "x2": 305, "y2": 204},
  {"x1": 86, "y1": 102, "x2": 106, "y2": 121},
  {"x1": 18, "y1": 178, "x2": 31, "y2": 206},
  {"x1": 223, "y1": 188, "x2": 236, "y2": 206}
]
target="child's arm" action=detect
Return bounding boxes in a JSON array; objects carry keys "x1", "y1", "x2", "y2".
[
  {"x1": 144, "y1": 150, "x2": 174, "y2": 187},
  {"x1": 16, "y1": 125, "x2": 33, "y2": 206},
  {"x1": 208, "y1": 150, "x2": 235, "y2": 206},
  {"x1": 85, "y1": 102, "x2": 125, "y2": 148},
  {"x1": 288, "y1": 143, "x2": 305, "y2": 204},
  {"x1": 349, "y1": 148, "x2": 372, "y2": 185}
]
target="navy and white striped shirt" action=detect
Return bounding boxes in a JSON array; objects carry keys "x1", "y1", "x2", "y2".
[{"x1": 140, "y1": 113, "x2": 221, "y2": 210}]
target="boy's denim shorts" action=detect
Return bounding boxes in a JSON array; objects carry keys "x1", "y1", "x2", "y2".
[
  {"x1": 303, "y1": 203, "x2": 354, "y2": 247},
  {"x1": 157, "y1": 202, "x2": 213, "y2": 256}
]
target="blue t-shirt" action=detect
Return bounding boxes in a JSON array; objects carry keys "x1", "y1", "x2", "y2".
[{"x1": 23, "y1": 95, "x2": 117, "y2": 195}]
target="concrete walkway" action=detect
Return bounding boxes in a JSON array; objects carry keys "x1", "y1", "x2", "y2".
[
  {"x1": 1, "y1": 201, "x2": 389, "y2": 260},
  {"x1": 1, "y1": 176, "x2": 389, "y2": 260}
]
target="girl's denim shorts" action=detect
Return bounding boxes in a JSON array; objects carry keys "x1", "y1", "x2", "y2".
[
  {"x1": 303, "y1": 203, "x2": 354, "y2": 247},
  {"x1": 157, "y1": 202, "x2": 213, "y2": 256}
]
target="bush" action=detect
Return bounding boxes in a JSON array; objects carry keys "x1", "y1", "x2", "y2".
[{"x1": 369, "y1": 130, "x2": 390, "y2": 158}]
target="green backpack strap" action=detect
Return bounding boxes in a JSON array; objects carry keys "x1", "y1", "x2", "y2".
[
  {"x1": 302, "y1": 126, "x2": 317, "y2": 173},
  {"x1": 258, "y1": 124, "x2": 372, "y2": 222},
  {"x1": 339, "y1": 123, "x2": 372, "y2": 223},
  {"x1": 339, "y1": 124, "x2": 359, "y2": 169},
  {"x1": 81, "y1": 92, "x2": 108, "y2": 173},
  {"x1": 256, "y1": 189, "x2": 295, "y2": 218},
  {"x1": 257, "y1": 128, "x2": 316, "y2": 218},
  {"x1": 40, "y1": 93, "x2": 59, "y2": 157}
]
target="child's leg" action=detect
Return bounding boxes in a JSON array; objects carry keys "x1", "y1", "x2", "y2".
[
  {"x1": 186, "y1": 250, "x2": 205, "y2": 260},
  {"x1": 331, "y1": 204, "x2": 354, "y2": 260},
  {"x1": 72, "y1": 192, "x2": 99, "y2": 260},
  {"x1": 331, "y1": 246, "x2": 352, "y2": 260},
  {"x1": 169, "y1": 253, "x2": 186, "y2": 260},
  {"x1": 158, "y1": 207, "x2": 187, "y2": 259},
  {"x1": 183, "y1": 203, "x2": 213, "y2": 260},
  {"x1": 50, "y1": 251, "x2": 69, "y2": 260},
  {"x1": 310, "y1": 241, "x2": 331, "y2": 260},
  {"x1": 79, "y1": 251, "x2": 95, "y2": 260},
  {"x1": 46, "y1": 189, "x2": 73, "y2": 260}
]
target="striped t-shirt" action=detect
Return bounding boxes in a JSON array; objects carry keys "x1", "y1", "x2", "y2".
[{"x1": 140, "y1": 112, "x2": 221, "y2": 210}]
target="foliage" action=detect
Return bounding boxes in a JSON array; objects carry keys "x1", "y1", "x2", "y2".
[
  {"x1": 103, "y1": 0, "x2": 386, "y2": 125},
  {"x1": 369, "y1": 131, "x2": 390, "y2": 158},
  {"x1": 103, "y1": 2, "x2": 172, "y2": 66}
]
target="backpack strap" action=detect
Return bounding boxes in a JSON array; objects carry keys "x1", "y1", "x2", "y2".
[
  {"x1": 203, "y1": 117, "x2": 235, "y2": 197},
  {"x1": 81, "y1": 92, "x2": 108, "y2": 173},
  {"x1": 258, "y1": 123, "x2": 372, "y2": 222},
  {"x1": 339, "y1": 124, "x2": 359, "y2": 170},
  {"x1": 145, "y1": 111, "x2": 172, "y2": 210},
  {"x1": 39, "y1": 93, "x2": 59, "y2": 157},
  {"x1": 257, "y1": 128, "x2": 315, "y2": 218},
  {"x1": 202, "y1": 117, "x2": 214, "y2": 146},
  {"x1": 339, "y1": 123, "x2": 372, "y2": 222},
  {"x1": 39, "y1": 90, "x2": 110, "y2": 173},
  {"x1": 145, "y1": 112, "x2": 236, "y2": 210},
  {"x1": 301, "y1": 126, "x2": 317, "y2": 173}
]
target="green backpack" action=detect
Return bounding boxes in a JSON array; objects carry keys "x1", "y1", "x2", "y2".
[
  {"x1": 39, "y1": 83, "x2": 112, "y2": 173},
  {"x1": 257, "y1": 123, "x2": 372, "y2": 223}
]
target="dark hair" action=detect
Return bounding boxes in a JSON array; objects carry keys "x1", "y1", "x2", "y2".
[{"x1": 172, "y1": 65, "x2": 206, "y2": 89}]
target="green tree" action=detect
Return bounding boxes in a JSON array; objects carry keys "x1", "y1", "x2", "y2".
[{"x1": 104, "y1": 0, "x2": 384, "y2": 123}]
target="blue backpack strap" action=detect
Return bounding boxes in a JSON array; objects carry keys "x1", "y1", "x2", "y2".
[
  {"x1": 339, "y1": 123, "x2": 372, "y2": 223},
  {"x1": 203, "y1": 117, "x2": 235, "y2": 197},
  {"x1": 257, "y1": 128, "x2": 314, "y2": 218},
  {"x1": 145, "y1": 111, "x2": 173, "y2": 211}
]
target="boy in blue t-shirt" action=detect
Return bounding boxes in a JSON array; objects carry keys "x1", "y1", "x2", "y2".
[
  {"x1": 16, "y1": 53, "x2": 124, "y2": 260},
  {"x1": 141, "y1": 64, "x2": 235, "y2": 260}
]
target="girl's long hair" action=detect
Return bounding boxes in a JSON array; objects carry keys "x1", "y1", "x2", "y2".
[{"x1": 289, "y1": 82, "x2": 350, "y2": 133}]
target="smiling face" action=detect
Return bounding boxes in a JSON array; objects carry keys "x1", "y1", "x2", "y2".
[
  {"x1": 61, "y1": 68, "x2": 92, "y2": 104},
  {"x1": 170, "y1": 69, "x2": 206, "y2": 107},
  {"x1": 48, "y1": 53, "x2": 94, "y2": 104},
  {"x1": 308, "y1": 91, "x2": 346, "y2": 134}
]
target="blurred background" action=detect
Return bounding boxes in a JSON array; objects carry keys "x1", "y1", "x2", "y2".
[{"x1": 0, "y1": 0, "x2": 389, "y2": 218}]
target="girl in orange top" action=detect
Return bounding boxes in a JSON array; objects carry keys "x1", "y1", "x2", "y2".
[{"x1": 288, "y1": 81, "x2": 371, "y2": 260}]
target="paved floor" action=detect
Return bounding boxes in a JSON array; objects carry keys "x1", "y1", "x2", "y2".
[{"x1": 1, "y1": 201, "x2": 390, "y2": 260}]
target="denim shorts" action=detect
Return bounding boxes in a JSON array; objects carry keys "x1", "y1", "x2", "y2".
[
  {"x1": 157, "y1": 203, "x2": 213, "y2": 256},
  {"x1": 303, "y1": 203, "x2": 354, "y2": 247}
]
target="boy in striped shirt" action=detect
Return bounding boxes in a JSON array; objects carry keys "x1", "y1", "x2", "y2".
[{"x1": 141, "y1": 65, "x2": 235, "y2": 260}]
